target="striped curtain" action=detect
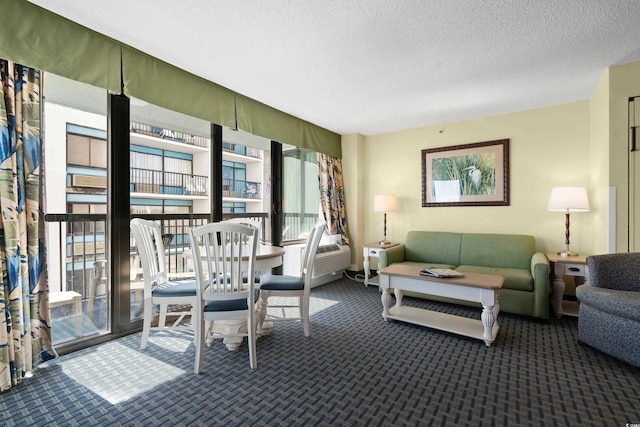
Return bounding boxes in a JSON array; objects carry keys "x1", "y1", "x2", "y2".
[
  {"x1": 318, "y1": 154, "x2": 350, "y2": 245},
  {"x1": 0, "y1": 60, "x2": 56, "y2": 392}
]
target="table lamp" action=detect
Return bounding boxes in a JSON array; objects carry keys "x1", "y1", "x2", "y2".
[
  {"x1": 374, "y1": 194, "x2": 397, "y2": 245},
  {"x1": 547, "y1": 187, "x2": 590, "y2": 257}
]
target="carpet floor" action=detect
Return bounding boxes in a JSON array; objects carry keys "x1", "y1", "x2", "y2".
[{"x1": 1, "y1": 276, "x2": 639, "y2": 426}]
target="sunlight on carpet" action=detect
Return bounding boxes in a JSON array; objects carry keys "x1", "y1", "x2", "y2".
[
  {"x1": 52, "y1": 314, "x2": 102, "y2": 345},
  {"x1": 146, "y1": 334, "x2": 193, "y2": 353},
  {"x1": 264, "y1": 295, "x2": 339, "y2": 319},
  {"x1": 310, "y1": 295, "x2": 340, "y2": 315},
  {"x1": 60, "y1": 342, "x2": 186, "y2": 404}
]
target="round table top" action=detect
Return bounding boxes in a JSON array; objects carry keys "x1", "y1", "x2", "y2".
[{"x1": 182, "y1": 244, "x2": 285, "y2": 262}]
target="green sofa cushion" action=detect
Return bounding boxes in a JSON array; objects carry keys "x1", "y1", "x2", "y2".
[
  {"x1": 456, "y1": 265, "x2": 534, "y2": 292},
  {"x1": 421, "y1": 262, "x2": 459, "y2": 270},
  {"x1": 405, "y1": 231, "x2": 462, "y2": 265},
  {"x1": 459, "y1": 233, "x2": 534, "y2": 270}
]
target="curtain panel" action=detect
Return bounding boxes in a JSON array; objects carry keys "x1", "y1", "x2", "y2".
[
  {"x1": 318, "y1": 154, "x2": 350, "y2": 245},
  {"x1": 0, "y1": 60, "x2": 55, "y2": 392}
]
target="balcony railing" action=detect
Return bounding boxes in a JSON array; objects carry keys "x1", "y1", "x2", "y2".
[
  {"x1": 283, "y1": 213, "x2": 320, "y2": 240},
  {"x1": 45, "y1": 212, "x2": 268, "y2": 296},
  {"x1": 130, "y1": 122, "x2": 209, "y2": 148},
  {"x1": 223, "y1": 178, "x2": 261, "y2": 199},
  {"x1": 222, "y1": 142, "x2": 262, "y2": 159},
  {"x1": 131, "y1": 168, "x2": 208, "y2": 196}
]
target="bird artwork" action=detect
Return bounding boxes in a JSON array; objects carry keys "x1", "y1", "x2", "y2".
[{"x1": 463, "y1": 165, "x2": 481, "y2": 191}]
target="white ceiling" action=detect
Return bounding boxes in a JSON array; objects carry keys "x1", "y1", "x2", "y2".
[{"x1": 30, "y1": 0, "x2": 640, "y2": 136}]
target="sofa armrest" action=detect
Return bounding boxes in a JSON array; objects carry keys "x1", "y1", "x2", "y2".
[
  {"x1": 378, "y1": 244, "x2": 405, "y2": 269},
  {"x1": 531, "y1": 252, "x2": 550, "y2": 319}
]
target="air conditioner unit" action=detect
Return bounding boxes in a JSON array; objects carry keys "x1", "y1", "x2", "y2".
[{"x1": 283, "y1": 243, "x2": 351, "y2": 287}]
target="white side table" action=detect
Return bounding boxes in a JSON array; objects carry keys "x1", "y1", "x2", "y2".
[
  {"x1": 363, "y1": 242, "x2": 398, "y2": 287},
  {"x1": 546, "y1": 253, "x2": 590, "y2": 318}
]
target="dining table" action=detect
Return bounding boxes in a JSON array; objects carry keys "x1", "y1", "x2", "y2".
[{"x1": 182, "y1": 243, "x2": 285, "y2": 350}]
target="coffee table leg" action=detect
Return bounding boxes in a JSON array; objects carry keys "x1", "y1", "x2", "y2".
[
  {"x1": 481, "y1": 305, "x2": 495, "y2": 347},
  {"x1": 381, "y1": 287, "x2": 391, "y2": 320}
]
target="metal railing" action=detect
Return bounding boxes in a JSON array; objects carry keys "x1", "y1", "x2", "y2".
[
  {"x1": 45, "y1": 212, "x2": 269, "y2": 300},
  {"x1": 222, "y1": 178, "x2": 261, "y2": 199},
  {"x1": 130, "y1": 122, "x2": 209, "y2": 148},
  {"x1": 130, "y1": 168, "x2": 208, "y2": 196},
  {"x1": 222, "y1": 143, "x2": 262, "y2": 159},
  {"x1": 283, "y1": 213, "x2": 320, "y2": 240}
]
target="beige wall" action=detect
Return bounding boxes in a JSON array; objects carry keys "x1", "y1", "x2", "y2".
[
  {"x1": 589, "y1": 68, "x2": 611, "y2": 254},
  {"x1": 341, "y1": 133, "x2": 365, "y2": 270},
  {"x1": 609, "y1": 60, "x2": 640, "y2": 252},
  {"x1": 343, "y1": 59, "x2": 640, "y2": 269},
  {"x1": 343, "y1": 101, "x2": 593, "y2": 269}
]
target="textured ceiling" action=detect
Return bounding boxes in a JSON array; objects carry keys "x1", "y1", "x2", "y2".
[{"x1": 29, "y1": 0, "x2": 640, "y2": 136}]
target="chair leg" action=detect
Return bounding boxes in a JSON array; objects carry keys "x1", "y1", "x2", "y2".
[
  {"x1": 256, "y1": 290, "x2": 270, "y2": 335},
  {"x1": 194, "y1": 313, "x2": 205, "y2": 374},
  {"x1": 301, "y1": 295, "x2": 310, "y2": 337},
  {"x1": 248, "y1": 315, "x2": 257, "y2": 370},
  {"x1": 190, "y1": 307, "x2": 196, "y2": 340},
  {"x1": 158, "y1": 304, "x2": 168, "y2": 328},
  {"x1": 140, "y1": 300, "x2": 153, "y2": 350}
]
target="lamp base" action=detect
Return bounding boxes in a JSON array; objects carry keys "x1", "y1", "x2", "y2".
[
  {"x1": 379, "y1": 240, "x2": 392, "y2": 246},
  {"x1": 557, "y1": 249, "x2": 579, "y2": 257}
]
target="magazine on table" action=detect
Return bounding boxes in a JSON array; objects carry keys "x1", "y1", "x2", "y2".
[{"x1": 420, "y1": 268, "x2": 464, "y2": 278}]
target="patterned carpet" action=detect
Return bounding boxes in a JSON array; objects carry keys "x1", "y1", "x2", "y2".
[{"x1": 2, "y1": 276, "x2": 639, "y2": 426}]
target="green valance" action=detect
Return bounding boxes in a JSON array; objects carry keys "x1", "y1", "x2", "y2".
[
  {"x1": 236, "y1": 94, "x2": 341, "y2": 158},
  {"x1": 122, "y1": 46, "x2": 237, "y2": 130},
  {"x1": 0, "y1": 0, "x2": 121, "y2": 93},
  {"x1": 0, "y1": 0, "x2": 342, "y2": 157}
]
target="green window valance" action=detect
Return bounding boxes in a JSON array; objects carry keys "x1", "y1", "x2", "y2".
[
  {"x1": 0, "y1": 0, "x2": 341, "y2": 157},
  {"x1": 0, "y1": 0, "x2": 121, "y2": 92},
  {"x1": 121, "y1": 46, "x2": 237, "y2": 130}
]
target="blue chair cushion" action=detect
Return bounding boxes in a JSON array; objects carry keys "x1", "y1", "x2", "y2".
[
  {"x1": 204, "y1": 298, "x2": 248, "y2": 312},
  {"x1": 243, "y1": 272, "x2": 261, "y2": 284},
  {"x1": 259, "y1": 274, "x2": 304, "y2": 291},
  {"x1": 214, "y1": 273, "x2": 260, "y2": 284},
  {"x1": 152, "y1": 280, "x2": 197, "y2": 297}
]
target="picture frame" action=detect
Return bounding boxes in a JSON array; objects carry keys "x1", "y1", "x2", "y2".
[{"x1": 422, "y1": 139, "x2": 509, "y2": 207}]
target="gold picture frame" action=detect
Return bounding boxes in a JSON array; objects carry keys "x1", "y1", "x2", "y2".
[{"x1": 422, "y1": 139, "x2": 509, "y2": 207}]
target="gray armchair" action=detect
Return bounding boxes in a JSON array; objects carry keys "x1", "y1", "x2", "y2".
[{"x1": 575, "y1": 253, "x2": 640, "y2": 367}]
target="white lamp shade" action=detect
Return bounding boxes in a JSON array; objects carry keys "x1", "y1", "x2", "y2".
[
  {"x1": 373, "y1": 194, "x2": 397, "y2": 212},
  {"x1": 547, "y1": 187, "x2": 590, "y2": 212}
]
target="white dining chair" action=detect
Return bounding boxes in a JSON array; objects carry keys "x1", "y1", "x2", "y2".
[
  {"x1": 189, "y1": 221, "x2": 259, "y2": 373},
  {"x1": 224, "y1": 217, "x2": 263, "y2": 242},
  {"x1": 224, "y1": 217, "x2": 264, "y2": 283},
  {"x1": 130, "y1": 218, "x2": 198, "y2": 351},
  {"x1": 257, "y1": 222, "x2": 325, "y2": 337}
]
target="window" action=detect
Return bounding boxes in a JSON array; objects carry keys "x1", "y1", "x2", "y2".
[
  {"x1": 223, "y1": 202, "x2": 246, "y2": 213},
  {"x1": 283, "y1": 147, "x2": 321, "y2": 241},
  {"x1": 223, "y1": 161, "x2": 246, "y2": 198},
  {"x1": 67, "y1": 132, "x2": 107, "y2": 168}
]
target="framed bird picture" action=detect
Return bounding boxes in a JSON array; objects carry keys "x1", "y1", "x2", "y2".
[{"x1": 421, "y1": 139, "x2": 509, "y2": 207}]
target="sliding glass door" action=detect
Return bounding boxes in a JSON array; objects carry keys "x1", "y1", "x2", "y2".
[{"x1": 43, "y1": 73, "x2": 110, "y2": 346}]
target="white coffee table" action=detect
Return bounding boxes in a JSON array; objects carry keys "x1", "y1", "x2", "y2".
[{"x1": 378, "y1": 264, "x2": 504, "y2": 347}]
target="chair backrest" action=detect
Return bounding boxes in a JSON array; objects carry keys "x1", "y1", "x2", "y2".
[
  {"x1": 301, "y1": 222, "x2": 326, "y2": 282},
  {"x1": 131, "y1": 218, "x2": 169, "y2": 293},
  {"x1": 188, "y1": 222, "x2": 259, "y2": 304},
  {"x1": 587, "y1": 252, "x2": 640, "y2": 292},
  {"x1": 224, "y1": 217, "x2": 262, "y2": 243}
]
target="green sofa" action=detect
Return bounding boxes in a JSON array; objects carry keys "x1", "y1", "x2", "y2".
[{"x1": 378, "y1": 231, "x2": 550, "y2": 319}]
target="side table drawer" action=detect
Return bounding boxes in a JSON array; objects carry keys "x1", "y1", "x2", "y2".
[
  {"x1": 561, "y1": 263, "x2": 586, "y2": 276},
  {"x1": 367, "y1": 248, "x2": 381, "y2": 257}
]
